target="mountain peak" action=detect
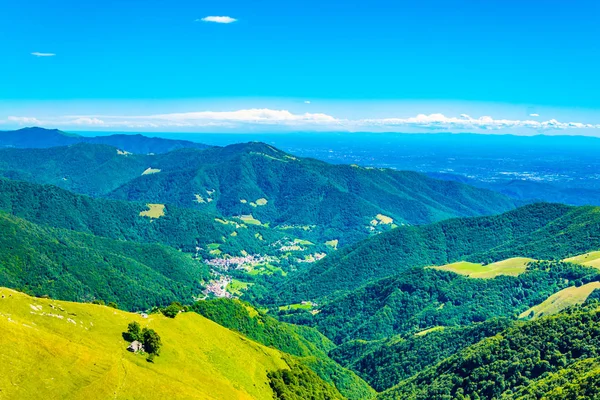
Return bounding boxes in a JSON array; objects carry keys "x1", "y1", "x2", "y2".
[
  {"x1": 15, "y1": 126, "x2": 81, "y2": 138},
  {"x1": 224, "y1": 141, "x2": 286, "y2": 157}
]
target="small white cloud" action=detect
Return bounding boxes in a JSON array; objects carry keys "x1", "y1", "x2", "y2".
[
  {"x1": 31, "y1": 52, "x2": 56, "y2": 57},
  {"x1": 8, "y1": 116, "x2": 42, "y2": 125},
  {"x1": 529, "y1": 113, "x2": 540, "y2": 117},
  {"x1": 304, "y1": 101, "x2": 311, "y2": 104},
  {"x1": 70, "y1": 117, "x2": 105, "y2": 125},
  {"x1": 198, "y1": 16, "x2": 237, "y2": 24}
]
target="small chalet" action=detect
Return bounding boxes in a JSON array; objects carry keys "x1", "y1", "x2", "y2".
[{"x1": 127, "y1": 340, "x2": 144, "y2": 353}]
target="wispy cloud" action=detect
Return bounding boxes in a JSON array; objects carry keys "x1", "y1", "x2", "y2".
[
  {"x1": 4, "y1": 109, "x2": 600, "y2": 134},
  {"x1": 359, "y1": 113, "x2": 600, "y2": 131},
  {"x1": 197, "y1": 16, "x2": 237, "y2": 24},
  {"x1": 31, "y1": 52, "x2": 56, "y2": 57},
  {"x1": 529, "y1": 113, "x2": 540, "y2": 117},
  {"x1": 7, "y1": 116, "x2": 42, "y2": 125},
  {"x1": 304, "y1": 101, "x2": 311, "y2": 104}
]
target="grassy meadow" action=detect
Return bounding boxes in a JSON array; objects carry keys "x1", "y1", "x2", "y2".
[
  {"x1": 0, "y1": 287, "x2": 289, "y2": 400},
  {"x1": 519, "y1": 281, "x2": 600, "y2": 319},
  {"x1": 430, "y1": 257, "x2": 535, "y2": 278}
]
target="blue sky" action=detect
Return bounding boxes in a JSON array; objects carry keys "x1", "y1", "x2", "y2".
[{"x1": 1, "y1": 0, "x2": 600, "y2": 134}]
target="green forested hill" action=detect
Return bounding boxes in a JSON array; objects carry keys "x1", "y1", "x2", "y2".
[
  {"x1": 379, "y1": 303, "x2": 600, "y2": 399},
  {"x1": 191, "y1": 298, "x2": 375, "y2": 399},
  {"x1": 0, "y1": 141, "x2": 517, "y2": 245},
  {"x1": 108, "y1": 142, "x2": 517, "y2": 244},
  {"x1": 0, "y1": 178, "x2": 288, "y2": 256},
  {"x1": 0, "y1": 212, "x2": 210, "y2": 310},
  {"x1": 308, "y1": 261, "x2": 600, "y2": 344},
  {"x1": 0, "y1": 143, "x2": 150, "y2": 196},
  {"x1": 330, "y1": 318, "x2": 512, "y2": 392},
  {"x1": 263, "y1": 203, "x2": 600, "y2": 304}
]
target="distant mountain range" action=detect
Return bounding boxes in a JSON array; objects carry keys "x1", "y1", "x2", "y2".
[
  {"x1": 0, "y1": 126, "x2": 210, "y2": 154},
  {"x1": 428, "y1": 171, "x2": 600, "y2": 207}
]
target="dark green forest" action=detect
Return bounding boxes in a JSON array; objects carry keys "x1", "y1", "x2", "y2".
[
  {"x1": 380, "y1": 304, "x2": 600, "y2": 399},
  {"x1": 330, "y1": 318, "x2": 513, "y2": 392},
  {"x1": 0, "y1": 178, "x2": 293, "y2": 256},
  {"x1": 0, "y1": 212, "x2": 209, "y2": 310}
]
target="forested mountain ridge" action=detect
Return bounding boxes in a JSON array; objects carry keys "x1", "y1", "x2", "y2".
[
  {"x1": 330, "y1": 318, "x2": 513, "y2": 392},
  {"x1": 0, "y1": 178, "x2": 290, "y2": 256},
  {"x1": 0, "y1": 141, "x2": 517, "y2": 245},
  {"x1": 308, "y1": 261, "x2": 600, "y2": 343},
  {"x1": 262, "y1": 202, "x2": 584, "y2": 303},
  {"x1": 379, "y1": 303, "x2": 600, "y2": 399},
  {"x1": 0, "y1": 212, "x2": 210, "y2": 310},
  {"x1": 0, "y1": 127, "x2": 210, "y2": 154}
]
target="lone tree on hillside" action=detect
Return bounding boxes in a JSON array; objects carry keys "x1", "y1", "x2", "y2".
[
  {"x1": 124, "y1": 321, "x2": 142, "y2": 342},
  {"x1": 161, "y1": 302, "x2": 184, "y2": 318},
  {"x1": 142, "y1": 327, "x2": 162, "y2": 361}
]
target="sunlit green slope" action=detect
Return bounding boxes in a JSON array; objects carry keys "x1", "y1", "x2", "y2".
[{"x1": 0, "y1": 287, "x2": 313, "y2": 400}]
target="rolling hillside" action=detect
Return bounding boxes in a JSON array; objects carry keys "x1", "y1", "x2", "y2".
[
  {"x1": 0, "y1": 127, "x2": 210, "y2": 154},
  {"x1": 0, "y1": 287, "x2": 340, "y2": 400},
  {"x1": 379, "y1": 304, "x2": 600, "y2": 399},
  {"x1": 307, "y1": 261, "x2": 600, "y2": 344},
  {"x1": 191, "y1": 298, "x2": 375, "y2": 399},
  {"x1": 263, "y1": 203, "x2": 578, "y2": 303},
  {"x1": 0, "y1": 178, "x2": 291, "y2": 256},
  {"x1": 0, "y1": 141, "x2": 517, "y2": 245}
]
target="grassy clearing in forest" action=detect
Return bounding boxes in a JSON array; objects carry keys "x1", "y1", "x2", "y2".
[
  {"x1": 519, "y1": 281, "x2": 600, "y2": 319},
  {"x1": 415, "y1": 326, "x2": 445, "y2": 336},
  {"x1": 431, "y1": 257, "x2": 534, "y2": 279},
  {"x1": 142, "y1": 167, "x2": 161, "y2": 175},
  {"x1": 278, "y1": 302, "x2": 315, "y2": 311},
  {"x1": 564, "y1": 251, "x2": 600, "y2": 269},
  {"x1": 325, "y1": 240, "x2": 339, "y2": 250},
  {"x1": 237, "y1": 215, "x2": 262, "y2": 226},
  {"x1": 226, "y1": 279, "x2": 252, "y2": 296},
  {"x1": 139, "y1": 204, "x2": 165, "y2": 219}
]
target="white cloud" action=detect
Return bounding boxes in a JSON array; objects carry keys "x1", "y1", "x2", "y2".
[
  {"x1": 5, "y1": 109, "x2": 600, "y2": 133},
  {"x1": 198, "y1": 16, "x2": 237, "y2": 24},
  {"x1": 148, "y1": 109, "x2": 337, "y2": 124},
  {"x1": 70, "y1": 117, "x2": 105, "y2": 125},
  {"x1": 358, "y1": 113, "x2": 600, "y2": 131},
  {"x1": 31, "y1": 52, "x2": 56, "y2": 57},
  {"x1": 7, "y1": 116, "x2": 42, "y2": 125},
  {"x1": 305, "y1": 101, "x2": 311, "y2": 104},
  {"x1": 530, "y1": 113, "x2": 540, "y2": 117}
]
